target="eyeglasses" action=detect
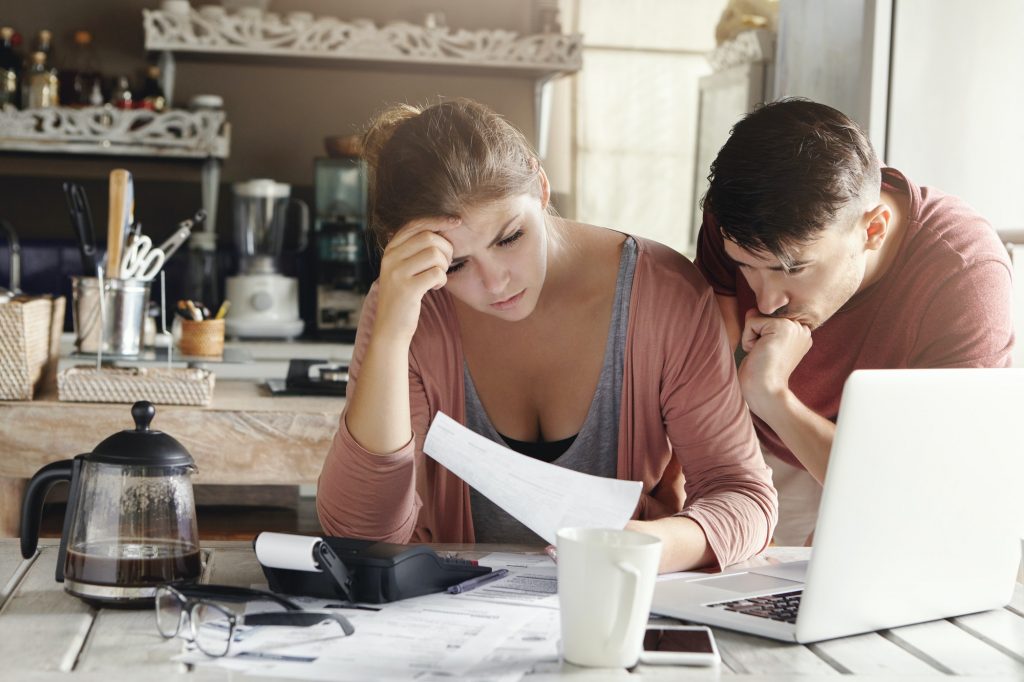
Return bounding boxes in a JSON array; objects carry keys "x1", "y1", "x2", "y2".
[{"x1": 155, "y1": 583, "x2": 355, "y2": 657}]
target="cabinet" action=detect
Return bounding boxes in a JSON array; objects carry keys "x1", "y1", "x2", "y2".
[{"x1": 774, "y1": 0, "x2": 1024, "y2": 232}]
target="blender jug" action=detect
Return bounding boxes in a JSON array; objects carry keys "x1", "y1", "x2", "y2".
[
  {"x1": 225, "y1": 179, "x2": 309, "y2": 339},
  {"x1": 233, "y1": 179, "x2": 308, "y2": 274},
  {"x1": 20, "y1": 401, "x2": 201, "y2": 607}
]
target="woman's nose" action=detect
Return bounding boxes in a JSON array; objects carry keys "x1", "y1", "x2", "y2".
[{"x1": 479, "y1": 262, "x2": 510, "y2": 295}]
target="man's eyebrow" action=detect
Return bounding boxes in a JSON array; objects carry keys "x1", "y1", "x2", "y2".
[
  {"x1": 729, "y1": 250, "x2": 810, "y2": 271},
  {"x1": 769, "y1": 260, "x2": 810, "y2": 271},
  {"x1": 451, "y1": 214, "x2": 521, "y2": 262}
]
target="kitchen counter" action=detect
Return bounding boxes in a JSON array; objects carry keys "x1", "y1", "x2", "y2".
[
  {"x1": 0, "y1": 377, "x2": 345, "y2": 537},
  {"x1": 57, "y1": 333, "x2": 356, "y2": 381}
]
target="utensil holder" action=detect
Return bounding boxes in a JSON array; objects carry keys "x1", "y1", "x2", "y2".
[
  {"x1": 178, "y1": 318, "x2": 225, "y2": 357},
  {"x1": 72, "y1": 277, "x2": 150, "y2": 356}
]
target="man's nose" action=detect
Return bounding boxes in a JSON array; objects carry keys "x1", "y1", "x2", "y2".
[{"x1": 755, "y1": 283, "x2": 789, "y2": 316}]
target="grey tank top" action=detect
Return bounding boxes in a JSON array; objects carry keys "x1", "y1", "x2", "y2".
[{"x1": 465, "y1": 237, "x2": 638, "y2": 544}]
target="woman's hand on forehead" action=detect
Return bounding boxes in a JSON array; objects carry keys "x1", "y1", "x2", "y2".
[{"x1": 393, "y1": 215, "x2": 462, "y2": 242}]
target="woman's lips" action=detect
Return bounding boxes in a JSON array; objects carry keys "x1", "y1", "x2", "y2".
[{"x1": 490, "y1": 289, "x2": 525, "y2": 311}]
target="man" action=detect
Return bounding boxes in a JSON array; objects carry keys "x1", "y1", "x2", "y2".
[{"x1": 696, "y1": 98, "x2": 1014, "y2": 544}]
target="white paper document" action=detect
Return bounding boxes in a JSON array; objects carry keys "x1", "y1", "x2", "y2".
[
  {"x1": 452, "y1": 552, "x2": 559, "y2": 608},
  {"x1": 422, "y1": 412, "x2": 642, "y2": 544},
  {"x1": 178, "y1": 592, "x2": 550, "y2": 681}
]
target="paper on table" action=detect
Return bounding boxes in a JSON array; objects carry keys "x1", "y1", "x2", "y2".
[
  {"x1": 179, "y1": 591, "x2": 540, "y2": 681},
  {"x1": 423, "y1": 412, "x2": 642, "y2": 544},
  {"x1": 453, "y1": 552, "x2": 559, "y2": 608}
]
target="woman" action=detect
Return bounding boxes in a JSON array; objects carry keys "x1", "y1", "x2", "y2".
[{"x1": 317, "y1": 99, "x2": 776, "y2": 572}]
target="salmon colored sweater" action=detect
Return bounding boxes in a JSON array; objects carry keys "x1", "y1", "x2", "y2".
[{"x1": 318, "y1": 236, "x2": 778, "y2": 569}]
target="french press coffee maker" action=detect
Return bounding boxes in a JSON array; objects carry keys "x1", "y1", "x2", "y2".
[{"x1": 20, "y1": 401, "x2": 201, "y2": 607}]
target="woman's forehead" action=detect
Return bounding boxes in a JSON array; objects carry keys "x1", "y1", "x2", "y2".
[{"x1": 457, "y1": 194, "x2": 530, "y2": 228}]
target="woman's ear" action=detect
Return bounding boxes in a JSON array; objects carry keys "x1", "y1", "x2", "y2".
[{"x1": 537, "y1": 166, "x2": 551, "y2": 210}]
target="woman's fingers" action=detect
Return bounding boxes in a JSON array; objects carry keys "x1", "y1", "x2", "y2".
[
  {"x1": 389, "y1": 245, "x2": 453, "y2": 284},
  {"x1": 387, "y1": 215, "x2": 460, "y2": 252},
  {"x1": 414, "y1": 265, "x2": 449, "y2": 292},
  {"x1": 372, "y1": 215, "x2": 460, "y2": 338},
  {"x1": 385, "y1": 230, "x2": 454, "y2": 267}
]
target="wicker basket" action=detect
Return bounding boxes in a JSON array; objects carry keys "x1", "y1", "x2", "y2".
[
  {"x1": 179, "y1": 318, "x2": 225, "y2": 357},
  {"x1": 0, "y1": 296, "x2": 65, "y2": 400},
  {"x1": 57, "y1": 366, "x2": 216, "y2": 406}
]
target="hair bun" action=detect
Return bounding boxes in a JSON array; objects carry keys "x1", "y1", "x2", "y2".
[{"x1": 362, "y1": 103, "x2": 421, "y2": 170}]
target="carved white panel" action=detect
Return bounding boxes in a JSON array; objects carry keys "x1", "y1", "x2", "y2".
[
  {"x1": 143, "y1": 6, "x2": 582, "y2": 74},
  {"x1": 0, "y1": 107, "x2": 229, "y2": 158},
  {"x1": 707, "y1": 29, "x2": 775, "y2": 72}
]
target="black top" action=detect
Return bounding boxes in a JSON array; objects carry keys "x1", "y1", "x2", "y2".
[{"x1": 497, "y1": 432, "x2": 578, "y2": 463}]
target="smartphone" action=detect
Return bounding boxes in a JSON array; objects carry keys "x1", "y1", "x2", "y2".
[{"x1": 639, "y1": 625, "x2": 720, "y2": 666}]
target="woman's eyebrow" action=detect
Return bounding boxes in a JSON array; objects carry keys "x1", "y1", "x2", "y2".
[
  {"x1": 487, "y1": 214, "x2": 522, "y2": 247},
  {"x1": 452, "y1": 213, "x2": 522, "y2": 261}
]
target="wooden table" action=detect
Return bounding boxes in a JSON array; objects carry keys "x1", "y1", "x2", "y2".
[
  {"x1": 2, "y1": 540, "x2": 1022, "y2": 680},
  {"x1": 0, "y1": 381, "x2": 343, "y2": 536}
]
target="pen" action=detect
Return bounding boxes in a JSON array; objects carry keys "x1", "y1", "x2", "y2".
[
  {"x1": 447, "y1": 568, "x2": 509, "y2": 594},
  {"x1": 184, "y1": 299, "x2": 203, "y2": 321}
]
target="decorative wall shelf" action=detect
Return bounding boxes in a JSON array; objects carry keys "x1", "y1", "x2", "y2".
[
  {"x1": 142, "y1": 4, "x2": 582, "y2": 158},
  {"x1": 0, "y1": 107, "x2": 230, "y2": 159},
  {"x1": 0, "y1": 106, "x2": 230, "y2": 235},
  {"x1": 142, "y1": 6, "x2": 582, "y2": 77}
]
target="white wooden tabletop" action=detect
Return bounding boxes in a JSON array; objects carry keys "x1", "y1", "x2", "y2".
[{"x1": 1, "y1": 539, "x2": 1022, "y2": 680}]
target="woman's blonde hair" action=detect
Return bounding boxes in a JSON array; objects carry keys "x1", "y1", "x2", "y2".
[{"x1": 362, "y1": 98, "x2": 542, "y2": 252}]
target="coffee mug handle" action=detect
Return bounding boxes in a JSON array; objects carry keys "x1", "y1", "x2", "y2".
[{"x1": 607, "y1": 561, "x2": 642, "y2": 648}]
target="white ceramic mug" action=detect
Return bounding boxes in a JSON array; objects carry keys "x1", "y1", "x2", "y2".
[{"x1": 556, "y1": 527, "x2": 663, "y2": 668}]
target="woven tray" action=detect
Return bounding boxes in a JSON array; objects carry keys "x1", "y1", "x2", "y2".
[{"x1": 57, "y1": 366, "x2": 216, "y2": 406}]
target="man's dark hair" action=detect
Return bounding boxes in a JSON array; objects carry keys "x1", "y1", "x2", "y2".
[{"x1": 703, "y1": 98, "x2": 881, "y2": 266}]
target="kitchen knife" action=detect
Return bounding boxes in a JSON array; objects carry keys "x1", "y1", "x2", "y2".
[
  {"x1": 62, "y1": 182, "x2": 96, "y2": 274},
  {"x1": 105, "y1": 169, "x2": 132, "y2": 276},
  {"x1": 75, "y1": 183, "x2": 99, "y2": 275}
]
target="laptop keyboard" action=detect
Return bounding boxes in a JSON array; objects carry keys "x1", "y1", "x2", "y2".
[{"x1": 707, "y1": 590, "x2": 803, "y2": 624}]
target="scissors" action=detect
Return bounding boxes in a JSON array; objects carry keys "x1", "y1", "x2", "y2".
[
  {"x1": 119, "y1": 234, "x2": 165, "y2": 281},
  {"x1": 157, "y1": 222, "x2": 193, "y2": 261}
]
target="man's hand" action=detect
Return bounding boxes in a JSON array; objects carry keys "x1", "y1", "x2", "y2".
[{"x1": 738, "y1": 310, "x2": 812, "y2": 418}]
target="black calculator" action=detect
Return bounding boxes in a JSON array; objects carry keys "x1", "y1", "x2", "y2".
[{"x1": 260, "y1": 537, "x2": 492, "y2": 604}]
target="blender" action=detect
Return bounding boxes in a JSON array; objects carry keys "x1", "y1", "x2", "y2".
[{"x1": 225, "y1": 179, "x2": 308, "y2": 339}]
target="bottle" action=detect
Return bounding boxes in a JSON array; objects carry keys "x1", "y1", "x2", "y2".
[
  {"x1": 32, "y1": 29, "x2": 53, "y2": 63},
  {"x1": 0, "y1": 27, "x2": 20, "y2": 110},
  {"x1": 137, "y1": 65, "x2": 166, "y2": 112},
  {"x1": 22, "y1": 51, "x2": 59, "y2": 109},
  {"x1": 60, "y1": 30, "x2": 102, "y2": 107},
  {"x1": 110, "y1": 75, "x2": 133, "y2": 110}
]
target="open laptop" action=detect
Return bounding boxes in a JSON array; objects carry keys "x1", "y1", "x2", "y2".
[{"x1": 652, "y1": 368, "x2": 1024, "y2": 643}]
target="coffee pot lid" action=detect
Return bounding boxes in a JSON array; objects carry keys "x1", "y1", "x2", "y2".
[{"x1": 89, "y1": 401, "x2": 196, "y2": 467}]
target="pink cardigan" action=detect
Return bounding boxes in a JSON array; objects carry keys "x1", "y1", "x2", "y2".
[{"x1": 318, "y1": 237, "x2": 777, "y2": 568}]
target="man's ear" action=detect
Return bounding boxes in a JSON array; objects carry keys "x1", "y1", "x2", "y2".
[
  {"x1": 537, "y1": 165, "x2": 551, "y2": 210},
  {"x1": 863, "y1": 203, "x2": 892, "y2": 251}
]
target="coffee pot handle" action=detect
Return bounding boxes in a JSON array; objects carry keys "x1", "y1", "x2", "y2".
[
  {"x1": 607, "y1": 560, "x2": 642, "y2": 649},
  {"x1": 20, "y1": 459, "x2": 74, "y2": 559},
  {"x1": 288, "y1": 198, "x2": 309, "y2": 254}
]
